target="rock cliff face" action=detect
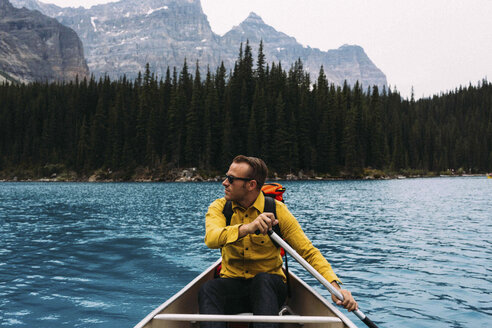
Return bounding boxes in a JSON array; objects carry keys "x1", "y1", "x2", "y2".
[
  {"x1": 0, "y1": 0, "x2": 89, "y2": 83},
  {"x1": 221, "y1": 12, "x2": 387, "y2": 88},
  {"x1": 12, "y1": 0, "x2": 222, "y2": 80},
  {"x1": 10, "y1": 0, "x2": 386, "y2": 88},
  {"x1": 0, "y1": 70, "x2": 17, "y2": 83}
]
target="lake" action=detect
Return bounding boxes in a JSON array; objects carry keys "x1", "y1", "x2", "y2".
[{"x1": 0, "y1": 178, "x2": 490, "y2": 327}]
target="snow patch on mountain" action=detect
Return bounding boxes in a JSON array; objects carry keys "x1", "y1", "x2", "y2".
[
  {"x1": 90, "y1": 17, "x2": 97, "y2": 31},
  {"x1": 146, "y1": 6, "x2": 168, "y2": 16}
]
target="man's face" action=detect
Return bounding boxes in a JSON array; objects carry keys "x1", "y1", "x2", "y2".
[{"x1": 223, "y1": 162, "x2": 252, "y2": 202}]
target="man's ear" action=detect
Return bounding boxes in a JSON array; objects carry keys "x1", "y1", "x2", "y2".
[{"x1": 249, "y1": 179, "x2": 258, "y2": 191}]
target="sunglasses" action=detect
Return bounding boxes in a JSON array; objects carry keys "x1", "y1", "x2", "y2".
[{"x1": 225, "y1": 174, "x2": 253, "y2": 184}]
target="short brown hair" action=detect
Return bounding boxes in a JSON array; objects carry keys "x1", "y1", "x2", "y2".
[{"x1": 233, "y1": 155, "x2": 268, "y2": 190}]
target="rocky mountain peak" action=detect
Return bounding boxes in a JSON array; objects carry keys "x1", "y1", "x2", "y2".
[
  {"x1": 339, "y1": 44, "x2": 363, "y2": 53},
  {"x1": 243, "y1": 12, "x2": 265, "y2": 25},
  {"x1": 223, "y1": 11, "x2": 297, "y2": 47}
]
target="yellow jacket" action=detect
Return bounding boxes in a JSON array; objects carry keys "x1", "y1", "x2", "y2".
[{"x1": 205, "y1": 192, "x2": 340, "y2": 283}]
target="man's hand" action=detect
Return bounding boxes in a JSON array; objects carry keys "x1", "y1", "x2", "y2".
[
  {"x1": 239, "y1": 212, "x2": 278, "y2": 237},
  {"x1": 331, "y1": 281, "x2": 358, "y2": 312}
]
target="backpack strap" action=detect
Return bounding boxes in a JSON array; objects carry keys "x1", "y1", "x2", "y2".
[
  {"x1": 263, "y1": 195, "x2": 291, "y2": 298},
  {"x1": 263, "y1": 195, "x2": 282, "y2": 247},
  {"x1": 222, "y1": 194, "x2": 282, "y2": 245},
  {"x1": 223, "y1": 199, "x2": 234, "y2": 226}
]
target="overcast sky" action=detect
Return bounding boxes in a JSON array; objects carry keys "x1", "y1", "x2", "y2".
[{"x1": 38, "y1": 0, "x2": 492, "y2": 99}]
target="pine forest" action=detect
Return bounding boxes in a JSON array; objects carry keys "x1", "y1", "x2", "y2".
[{"x1": 1, "y1": 41, "x2": 491, "y2": 181}]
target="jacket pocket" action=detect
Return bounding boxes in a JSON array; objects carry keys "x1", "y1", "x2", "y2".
[
  {"x1": 250, "y1": 234, "x2": 272, "y2": 246},
  {"x1": 250, "y1": 234, "x2": 278, "y2": 259}
]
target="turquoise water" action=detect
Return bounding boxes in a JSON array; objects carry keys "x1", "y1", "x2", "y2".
[{"x1": 0, "y1": 178, "x2": 490, "y2": 327}]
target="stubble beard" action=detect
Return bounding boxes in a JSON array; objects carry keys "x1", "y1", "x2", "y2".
[{"x1": 224, "y1": 182, "x2": 248, "y2": 203}]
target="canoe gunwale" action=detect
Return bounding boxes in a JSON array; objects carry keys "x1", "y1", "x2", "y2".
[
  {"x1": 134, "y1": 258, "x2": 358, "y2": 328},
  {"x1": 154, "y1": 313, "x2": 343, "y2": 323}
]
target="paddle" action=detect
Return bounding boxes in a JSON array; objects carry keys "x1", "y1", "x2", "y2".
[{"x1": 267, "y1": 230, "x2": 379, "y2": 328}]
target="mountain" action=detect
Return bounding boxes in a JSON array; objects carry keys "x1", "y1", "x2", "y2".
[
  {"x1": 0, "y1": 0, "x2": 89, "y2": 83},
  {"x1": 11, "y1": 0, "x2": 222, "y2": 80},
  {"x1": 10, "y1": 0, "x2": 386, "y2": 88},
  {"x1": 221, "y1": 12, "x2": 386, "y2": 88}
]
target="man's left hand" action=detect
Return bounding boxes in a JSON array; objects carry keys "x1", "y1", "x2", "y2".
[{"x1": 330, "y1": 282, "x2": 358, "y2": 312}]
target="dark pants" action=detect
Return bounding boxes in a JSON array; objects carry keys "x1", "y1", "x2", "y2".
[{"x1": 198, "y1": 273, "x2": 287, "y2": 328}]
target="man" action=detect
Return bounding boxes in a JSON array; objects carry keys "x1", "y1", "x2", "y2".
[{"x1": 199, "y1": 155, "x2": 357, "y2": 328}]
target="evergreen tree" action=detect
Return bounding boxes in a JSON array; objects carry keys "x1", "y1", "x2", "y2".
[
  {"x1": 222, "y1": 88, "x2": 234, "y2": 170},
  {"x1": 368, "y1": 86, "x2": 384, "y2": 168},
  {"x1": 76, "y1": 116, "x2": 90, "y2": 170},
  {"x1": 255, "y1": 40, "x2": 266, "y2": 83},
  {"x1": 272, "y1": 93, "x2": 290, "y2": 172},
  {"x1": 202, "y1": 67, "x2": 217, "y2": 169},
  {"x1": 247, "y1": 105, "x2": 259, "y2": 157},
  {"x1": 184, "y1": 62, "x2": 202, "y2": 167},
  {"x1": 89, "y1": 95, "x2": 108, "y2": 168},
  {"x1": 167, "y1": 68, "x2": 180, "y2": 166}
]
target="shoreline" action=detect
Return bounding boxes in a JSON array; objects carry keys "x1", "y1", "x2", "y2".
[{"x1": 0, "y1": 167, "x2": 486, "y2": 183}]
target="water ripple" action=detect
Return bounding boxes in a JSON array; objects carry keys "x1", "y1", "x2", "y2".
[{"x1": 0, "y1": 179, "x2": 490, "y2": 327}]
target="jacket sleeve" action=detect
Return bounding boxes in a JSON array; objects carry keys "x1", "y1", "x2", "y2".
[
  {"x1": 204, "y1": 198, "x2": 241, "y2": 249},
  {"x1": 277, "y1": 201, "x2": 341, "y2": 284}
]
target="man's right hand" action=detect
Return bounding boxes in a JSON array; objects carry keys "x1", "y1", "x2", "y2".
[{"x1": 239, "y1": 212, "x2": 278, "y2": 237}]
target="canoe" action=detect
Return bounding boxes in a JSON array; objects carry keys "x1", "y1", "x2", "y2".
[{"x1": 134, "y1": 259, "x2": 358, "y2": 328}]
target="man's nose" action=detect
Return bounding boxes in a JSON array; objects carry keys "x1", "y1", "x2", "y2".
[{"x1": 222, "y1": 178, "x2": 229, "y2": 187}]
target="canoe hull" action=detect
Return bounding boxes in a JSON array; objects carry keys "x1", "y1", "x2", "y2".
[{"x1": 135, "y1": 259, "x2": 357, "y2": 328}]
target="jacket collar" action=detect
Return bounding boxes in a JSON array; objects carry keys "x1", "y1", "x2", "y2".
[{"x1": 232, "y1": 191, "x2": 264, "y2": 212}]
